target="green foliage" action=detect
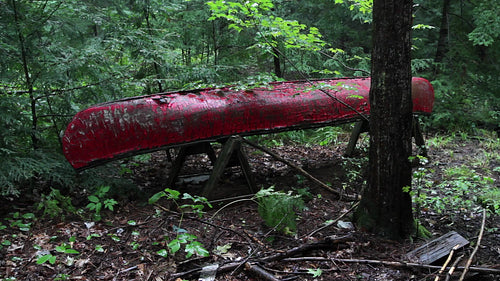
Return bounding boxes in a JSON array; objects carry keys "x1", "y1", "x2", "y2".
[
  {"x1": 467, "y1": 0, "x2": 500, "y2": 46},
  {"x1": 410, "y1": 157, "x2": 497, "y2": 216},
  {"x1": 36, "y1": 240, "x2": 79, "y2": 265},
  {"x1": 478, "y1": 188, "x2": 500, "y2": 215},
  {"x1": 207, "y1": 0, "x2": 326, "y2": 53},
  {"x1": 36, "y1": 188, "x2": 76, "y2": 218},
  {"x1": 149, "y1": 189, "x2": 211, "y2": 258},
  {"x1": 149, "y1": 188, "x2": 212, "y2": 218},
  {"x1": 334, "y1": 0, "x2": 373, "y2": 23},
  {"x1": 307, "y1": 268, "x2": 323, "y2": 277},
  {"x1": 4, "y1": 212, "x2": 36, "y2": 232},
  {"x1": 256, "y1": 186, "x2": 306, "y2": 234},
  {"x1": 86, "y1": 186, "x2": 118, "y2": 221},
  {"x1": 158, "y1": 233, "x2": 210, "y2": 258}
]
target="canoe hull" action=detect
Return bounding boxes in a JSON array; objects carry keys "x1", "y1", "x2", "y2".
[{"x1": 62, "y1": 77, "x2": 434, "y2": 170}]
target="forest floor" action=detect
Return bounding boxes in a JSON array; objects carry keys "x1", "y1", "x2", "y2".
[{"x1": 0, "y1": 131, "x2": 499, "y2": 281}]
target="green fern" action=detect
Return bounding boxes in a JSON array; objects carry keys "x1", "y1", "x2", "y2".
[{"x1": 256, "y1": 186, "x2": 306, "y2": 234}]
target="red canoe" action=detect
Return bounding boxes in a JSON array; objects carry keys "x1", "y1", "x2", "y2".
[{"x1": 62, "y1": 77, "x2": 434, "y2": 170}]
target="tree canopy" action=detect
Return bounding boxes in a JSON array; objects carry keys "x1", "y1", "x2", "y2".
[{"x1": 0, "y1": 0, "x2": 498, "y2": 200}]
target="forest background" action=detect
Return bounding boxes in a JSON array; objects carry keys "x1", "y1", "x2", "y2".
[{"x1": 0, "y1": 0, "x2": 498, "y2": 207}]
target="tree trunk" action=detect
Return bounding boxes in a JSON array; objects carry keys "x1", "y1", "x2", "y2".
[
  {"x1": 272, "y1": 47, "x2": 283, "y2": 78},
  {"x1": 354, "y1": 0, "x2": 414, "y2": 240},
  {"x1": 435, "y1": 0, "x2": 451, "y2": 63}
]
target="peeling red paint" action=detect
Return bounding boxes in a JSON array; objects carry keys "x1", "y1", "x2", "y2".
[{"x1": 62, "y1": 77, "x2": 434, "y2": 170}]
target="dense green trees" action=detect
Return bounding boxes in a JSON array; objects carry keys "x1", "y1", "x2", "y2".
[{"x1": 0, "y1": 0, "x2": 498, "y2": 201}]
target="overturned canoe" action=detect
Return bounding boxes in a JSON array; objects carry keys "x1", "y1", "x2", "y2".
[{"x1": 63, "y1": 77, "x2": 434, "y2": 170}]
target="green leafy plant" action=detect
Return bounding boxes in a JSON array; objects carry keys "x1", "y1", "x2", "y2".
[
  {"x1": 36, "y1": 188, "x2": 76, "y2": 218},
  {"x1": 256, "y1": 186, "x2": 306, "y2": 234},
  {"x1": 36, "y1": 239, "x2": 80, "y2": 265},
  {"x1": 149, "y1": 189, "x2": 211, "y2": 259},
  {"x1": 86, "y1": 186, "x2": 118, "y2": 221},
  {"x1": 149, "y1": 188, "x2": 212, "y2": 218},
  {"x1": 477, "y1": 185, "x2": 500, "y2": 215},
  {"x1": 5, "y1": 212, "x2": 36, "y2": 232}
]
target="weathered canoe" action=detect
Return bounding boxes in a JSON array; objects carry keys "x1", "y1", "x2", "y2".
[{"x1": 62, "y1": 77, "x2": 434, "y2": 170}]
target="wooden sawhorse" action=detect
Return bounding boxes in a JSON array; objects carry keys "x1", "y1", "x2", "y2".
[
  {"x1": 166, "y1": 136, "x2": 257, "y2": 198},
  {"x1": 344, "y1": 116, "x2": 428, "y2": 157}
]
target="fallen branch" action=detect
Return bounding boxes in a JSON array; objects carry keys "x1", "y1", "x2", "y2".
[
  {"x1": 259, "y1": 234, "x2": 353, "y2": 263},
  {"x1": 280, "y1": 257, "x2": 500, "y2": 275},
  {"x1": 444, "y1": 254, "x2": 464, "y2": 281},
  {"x1": 169, "y1": 234, "x2": 352, "y2": 280},
  {"x1": 245, "y1": 262, "x2": 280, "y2": 281},
  {"x1": 435, "y1": 244, "x2": 460, "y2": 281},
  {"x1": 241, "y1": 137, "x2": 357, "y2": 200},
  {"x1": 458, "y1": 208, "x2": 487, "y2": 281}
]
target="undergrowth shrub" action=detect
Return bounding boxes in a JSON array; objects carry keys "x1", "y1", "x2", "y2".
[{"x1": 256, "y1": 186, "x2": 306, "y2": 234}]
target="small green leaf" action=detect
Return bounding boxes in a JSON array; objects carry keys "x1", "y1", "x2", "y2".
[
  {"x1": 148, "y1": 191, "x2": 166, "y2": 204},
  {"x1": 22, "y1": 213, "x2": 36, "y2": 220},
  {"x1": 168, "y1": 239, "x2": 181, "y2": 253},
  {"x1": 37, "y1": 254, "x2": 54, "y2": 264},
  {"x1": 95, "y1": 245, "x2": 105, "y2": 252},
  {"x1": 185, "y1": 241, "x2": 209, "y2": 258},
  {"x1": 164, "y1": 188, "x2": 181, "y2": 199},
  {"x1": 307, "y1": 268, "x2": 323, "y2": 277},
  {"x1": 157, "y1": 249, "x2": 168, "y2": 257},
  {"x1": 88, "y1": 195, "x2": 99, "y2": 203},
  {"x1": 65, "y1": 248, "x2": 79, "y2": 254}
]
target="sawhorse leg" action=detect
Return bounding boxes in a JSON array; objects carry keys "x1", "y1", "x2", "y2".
[
  {"x1": 202, "y1": 136, "x2": 257, "y2": 198},
  {"x1": 344, "y1": 116, "x2": 428, "y2": 157},
  {"x1": 344, "y1": 120, "x2": 369, "y2": 157},
  {"x1": 166, "y1": 142, "x2": 217, "y2": 188}
]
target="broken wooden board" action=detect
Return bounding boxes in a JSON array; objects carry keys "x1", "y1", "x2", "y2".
[{"x1": 407, "y1": 231, "x2": 469, "y2": 264}]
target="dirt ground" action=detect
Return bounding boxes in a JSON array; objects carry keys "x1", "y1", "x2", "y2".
[{"x1": 0, "y1": 133, "x2": 499, "y2": 280}]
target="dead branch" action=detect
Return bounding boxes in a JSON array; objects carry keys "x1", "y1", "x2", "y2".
[
  {"x1": 444, "y1": 254, "x2": 464, "y2": 281},
  {"x1": 281, "y1": 257, "x2": 500, "y2": 275},
  {"x1": 244, "y1": 262, "x2": 280, "y2": 281},
  {"x1": 259, "y1": 234, "x2": 353, "y2": 263},
  {"x1": 169, "y1": 234, "x2": 352, "y2": 280},
  {"x1": 305, "y1": 202, "x2": 359, "y2": 237},
  {"x1": 241, "y1": 137, "x2": 358, "y2": 200},
  {"x1": 435, "y1": 244, "x2": 460, "y2": 281},
  {"x1": 458, "y1": 208, "x2": 487, "y2": 281}
]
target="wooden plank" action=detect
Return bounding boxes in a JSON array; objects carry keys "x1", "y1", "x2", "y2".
[{"x1": 406, "y1": 231, "x2": 469, "y2": 264}]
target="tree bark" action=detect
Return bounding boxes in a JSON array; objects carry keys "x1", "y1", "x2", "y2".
[
  {"x1": 354, "y1": 0, "x2": 414, "y2": 240},
  {"x1": 435, "y1": 0, "x2": 451, "y2": 63}
]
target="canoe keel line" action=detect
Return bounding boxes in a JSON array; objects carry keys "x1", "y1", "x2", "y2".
[{"x1": 62, "y1": 77, "x2": 434, "y2": 170}]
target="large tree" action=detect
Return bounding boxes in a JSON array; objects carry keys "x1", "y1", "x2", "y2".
[{"x1": 354, "y1": 0, "x2": 414, "y2": 240}]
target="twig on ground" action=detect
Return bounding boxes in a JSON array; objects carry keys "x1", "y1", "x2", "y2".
[
  {"x1": 169, "y1": 234, "x2": 352, "y2": 280},
  {"x1": 444, "y1": 254, "x2": 464, "y2": 281},
  {"x1": 259, "y1": 234, "x2": 353, "y2": 263},
  {"x1": 241, "y1": 137, "x2": 357, "y2": 200},
  {"x1": 280, "y1": 257, "x2": 500, "y2": 275},
  {"x1": 305, "y1": 202, "x2": 359, "y2": 238},
  {"x1": 458, "y1": 208, "x2": 487, "y2": 281},
  {"x1": 245, "y1": 262, "x2": 280, "y2": 281},
  {"x1": 435, "y1": 244, "x2": 460, "y2": 281},
  {"x1": 154, "y1": 203, "x2": 256, "y2": 249}
]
